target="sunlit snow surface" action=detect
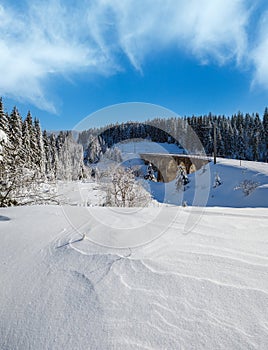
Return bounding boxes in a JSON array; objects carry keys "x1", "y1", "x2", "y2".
[{"x1": 1, "y1": 204, "x2": 268, "y2": 349}]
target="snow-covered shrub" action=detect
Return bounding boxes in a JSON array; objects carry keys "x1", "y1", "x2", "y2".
[
  {"x1": 103, "y1": 166, "x2": 151, "y2": 207},
  {"x1": 0, "y1": 163, "x2": 60, "y2": 207},
  {"x1": 235, "y1": 179, "x2": 259, "y2": 196},
  {"x1": 213, "y1": 173, "x2": 222, "y2": 188}
]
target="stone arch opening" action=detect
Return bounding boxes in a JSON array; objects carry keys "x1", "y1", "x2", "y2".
[{"x1": 189, "y1": 163, "x2": 197, "y2": 174}]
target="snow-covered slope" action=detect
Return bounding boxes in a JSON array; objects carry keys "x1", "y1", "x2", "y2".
[
  {"x1": 117, "y1": 140, "x2": 184, "y2": 156},
  {"x1": 1, "y1": 205, "x2": 268, "y2": 349},
  {"x1": 110, "y1": 141, "x2": 268, "y2": 208},
  {"x1": 153, "y1": 158, "x2": 268, "y2": 208}
]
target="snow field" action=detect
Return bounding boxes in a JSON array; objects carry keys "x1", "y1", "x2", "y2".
[{"x1": 0, "y1": 205, "x2": 268, "y2": 349}]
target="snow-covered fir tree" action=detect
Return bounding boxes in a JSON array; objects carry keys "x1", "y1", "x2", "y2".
[
  {"x1": 0, "y1": 98, "x2": 9, "y2": 135},
  {"x1": 0, "y1": 129, "x2": 8, "y2": 161},
  {"x1": 0, "y1": 98, "x2": 86, "y2": 206},
  {"x1": 263, "y1": 108, "x2": 268, "y2": 162},
  {"x1": 175, "y1": 165, "x2": 189, "y2": 191},
  {"x1": 56, "y1": 131, "x2": 84, "y2": 181},
  {"x1": 213, "y1": 173, "x2": 222, "y2": 187},
  {"x1": 33, "y1": 119, "x2": 46, "y2": 178},
  {"x1": 144, "y1": 163, "x2": 156, "y2": 181}
]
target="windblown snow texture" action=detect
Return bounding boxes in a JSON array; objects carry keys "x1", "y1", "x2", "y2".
[{"x1": 0, "y1": 204, "x2": 268, "y2": 349}]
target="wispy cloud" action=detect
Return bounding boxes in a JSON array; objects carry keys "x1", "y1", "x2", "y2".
[
  {"x1": 0, "y1": 0, "x2": 109, "y2": 112},
  {"x1": 86, "y1": 0, "x2": 250, "y2": 70},
  {"x1": 0, "y1": 0, "x2": 266, "y2": 111},
  {"x1": 251, "y1": 10, "x2": 268, "y2": 90}
]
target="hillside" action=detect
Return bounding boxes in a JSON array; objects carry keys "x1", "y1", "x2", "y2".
[{"x1": 114, "y1": 141, "x2": 268, "y2": 208}]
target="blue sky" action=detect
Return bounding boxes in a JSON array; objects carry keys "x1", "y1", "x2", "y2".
[{"x1": 1, "y1": 0, "x2": 268, "y2": 130}]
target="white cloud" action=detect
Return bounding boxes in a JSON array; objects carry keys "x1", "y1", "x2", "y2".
[
  {"x1": 0, "y1": 1, "x2": 109, "y2": 112},
  {"x1": 0, "y1": 0, "x2": 262, "y2": 112},
  {"x1": 88, "y1": 0, "x2": 250, "y2": 69},
  {"x1": 251, "y1": 11, "x2": 268, "y2": 90}
]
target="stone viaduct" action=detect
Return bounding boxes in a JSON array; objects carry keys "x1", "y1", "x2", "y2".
[{"x1": 140, "y1": 153, "x2": 210, "y2": 182}]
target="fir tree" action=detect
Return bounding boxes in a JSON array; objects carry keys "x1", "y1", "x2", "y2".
[
  {"x1": 0, "y1": 98, "x2": 9, "y2": 135},
  {"x1": 252, "y1": 113, "x2": 262, "y2": 161},
  {"x1": 50, "y1": 133, "x2": 58, "y2": 179},
  {"x1": 237, "y1": 124, "x2": 245, "y2": 160},
  {"x1": 22, "y1": 112, "x2": 33, "y2": 166},
  {"x1": 33, "y1": 118, "x2": 46, "y2": 177},
  {"x1": 9, "y1": 107, "x2": 23, "y2": 172}
]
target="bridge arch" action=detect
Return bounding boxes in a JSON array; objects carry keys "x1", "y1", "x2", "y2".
[{"x1": 140, "y1": 153, "x2": 210, "y2": 182}]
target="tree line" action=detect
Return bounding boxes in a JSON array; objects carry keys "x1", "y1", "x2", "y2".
[
  {"x1": 78, "y1": 110, "x2": 268, "y2": 162},
  {"x1": 0, "y1": 98, "x2": 84, "y2": 206}
]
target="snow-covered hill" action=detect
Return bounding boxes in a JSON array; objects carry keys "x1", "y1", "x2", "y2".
[
  {"x1": 89, "y1": 140, "x2": 268, "y2": 208},
  {"x1": 0, "y1": 205, "x2": 268, "y2": 349},
  {"x1": 1, "y1": 141, "x2": 268, "y2": 349},
  {"x1": 154, "y1": 157, "x2": 268, "y2": 208}
]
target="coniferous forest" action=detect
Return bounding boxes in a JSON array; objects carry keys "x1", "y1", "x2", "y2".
[
  {"x1": 79, "y1": 110, "x2": 268, "y2": 163},
  {"x1": 1, "y1": 96, "x2": 268, "y2": 206},
  {"x1": 0, "y1": 98, "x2": 84, "y2": 206}
]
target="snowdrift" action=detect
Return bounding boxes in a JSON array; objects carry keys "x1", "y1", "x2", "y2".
[{"x1": 1, "y1": 205, "x2": 268, "y2": 349}]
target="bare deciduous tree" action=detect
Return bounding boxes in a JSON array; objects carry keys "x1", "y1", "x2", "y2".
[{"x1": 103, "y1": 166, "x2": 151, "y2": 207}]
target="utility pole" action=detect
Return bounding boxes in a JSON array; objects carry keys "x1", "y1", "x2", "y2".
[{"x1": 213, "y1": 122, "x2": 217, "y2": 164}]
